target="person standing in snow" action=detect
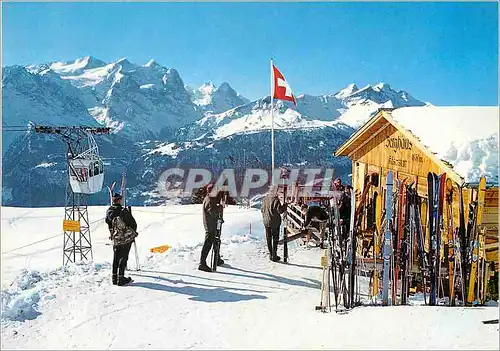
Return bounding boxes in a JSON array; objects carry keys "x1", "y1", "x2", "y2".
[
  {"x1": 199, "y1": 184, "x2": 225, "y2": 272},
  {"x1": 261, "y1": 185, "x2": 287, "y2": 262},
  {"x1": 106, "y1": 193, "x2": 138, "y2": 286},
  {"x1": 339, "y1": 185, "x2": 352, "y2": 237},
  {"x1": 331, "y1": 177, "x2": 350, "y2": 239}
]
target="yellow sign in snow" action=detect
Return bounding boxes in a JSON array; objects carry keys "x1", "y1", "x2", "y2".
[
  {"x1": 63, "y1": 220, "x2": 80, "y2": 232},
  {"x1": 150, "y1": 245, "x2": 171, "y2": 253},
  {"x1": 321, "y1": 254, "x2": 327, "y2": 267}
]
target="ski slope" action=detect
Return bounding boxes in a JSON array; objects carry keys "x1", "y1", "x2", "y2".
[{"x1": 1, "y1": 205, "x2": 498, "y2": 349}]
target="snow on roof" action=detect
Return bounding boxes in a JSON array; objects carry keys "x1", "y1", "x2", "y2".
[{"x1": 390, "y1": 106, "x2": 499, "y2": 185}]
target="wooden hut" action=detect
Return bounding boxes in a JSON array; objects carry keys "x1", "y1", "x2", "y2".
[{"x1": 334, "y1": 106, "x2": 499, "y2": 275}]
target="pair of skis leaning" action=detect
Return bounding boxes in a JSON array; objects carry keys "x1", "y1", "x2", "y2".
[{"x1": 318, "y1": 187, "x2": 356, "y2": 313}]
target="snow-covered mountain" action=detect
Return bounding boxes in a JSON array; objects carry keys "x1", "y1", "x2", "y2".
[
  {"x1": 2, "y1": 65, "x2": 100, "y2": 148},
  {"x1": 188, "y1": 81, "x2": 250, "y2": 114},
  {"x1": 177, "y1": 83, "x2": 426, "y2": 143},
  {"x1": 2, "y1": 56, "x2": 428, "y2": 206},
  {"x1": 23, "y1": 57, "x2": 205, "y2": 141}
]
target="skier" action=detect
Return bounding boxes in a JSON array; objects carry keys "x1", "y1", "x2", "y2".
[
  {"x1": 105, "y1": 193, "x2": 138, "y2": 286},
  {"x1": 332, "y1": 177, "x2": 344, "y2": 192},
  {"x1": 261, "y1": 185, "x2": 287, "y2": 262},
  {"x1": 199, "y1": 183, "x2": 224, "y2": 272},
  {"x1": 301, "y1": 203, "x2": 329, "y2": 248},
  {"x1": 339, "y1": 185, "x2": 352, "y2": 238}
]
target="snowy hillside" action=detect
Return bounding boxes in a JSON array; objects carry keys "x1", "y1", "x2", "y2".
[{"x1": 1, "y1": 206, "x2": 498, "y2": 349}]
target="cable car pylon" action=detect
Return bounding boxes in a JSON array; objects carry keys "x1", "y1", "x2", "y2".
[{"x1": 34, "y1": 125, "x2": 111, "y2": 266}]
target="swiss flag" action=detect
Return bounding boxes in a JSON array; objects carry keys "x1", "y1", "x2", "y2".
[{"x1": 272, "y1": 64, "x2": 296, "y2": 107}]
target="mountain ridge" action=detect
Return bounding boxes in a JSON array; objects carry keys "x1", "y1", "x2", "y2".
[{"x1": 2, "y1": 56, "x2": 428, "y2": 206}]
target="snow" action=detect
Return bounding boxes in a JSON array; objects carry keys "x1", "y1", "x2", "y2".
[
  {"x1": 204, "y1": 104, "x2": 344, "y2": 140},
  {"x1": 144, "y1": 59, "x2": 158, "y2": 68},
  {"x1": 391, "y1": 106, "x2": 499, "y2": 184},
  {"x1": 50, "y1": 57, "x2": 93, "y2": 74},
  {"x1": 60, "y1": 64, "x2": 114, "y2": 88},
  {"x1": 88, "y1": 106, "x2": 125, "y2": 132},
  {"x1": 146, "y1": 142, "x2": 180, "y2": 158},
  {"x1": 140, "y1": 83, "x2": 155, "y2": 89},
  {"x1": 336, "y1": 101, "x2": 381, "y2": 127},
  {"x1": 34, "y1": 162, "x2": 56, "y2": 168},
  {"x1": 334, "y1": 83, "x2": 359, "y2": 99},
  {"x1": 1, "y1": 206, "x2": 498, "y2": 349}
]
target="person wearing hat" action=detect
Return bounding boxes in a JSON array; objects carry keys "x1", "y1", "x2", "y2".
[
  {"x1": 199, "y1": 183, "x2": 224, "y2": 272},
  {"x1": 332, "y1": 177, "x2": 344, "y2": 191},
  {"x1": 261, "y1": 184, "x2": 287, "y2": 262},
  {"x1": 105, "y1": 193, "x2": 138, "y2": 286}
]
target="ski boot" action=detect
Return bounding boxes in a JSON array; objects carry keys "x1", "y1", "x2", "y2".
[
  {"x1": 198, "y1": 263, "x2": 212, "y2": 272},
  {"x1": 112, "y1": 274, "x2": 118, "y2": 285},
  {"x1": 118, "y1": 276, "x2": 133, "y2": 286}
]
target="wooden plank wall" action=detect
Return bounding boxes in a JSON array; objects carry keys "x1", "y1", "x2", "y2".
[{"x1": 348, "y1": 123, "x2": 499, "y2": 270}]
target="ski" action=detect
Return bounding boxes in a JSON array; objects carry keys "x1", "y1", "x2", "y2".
[
  {"x1": 458, "y1": 185, "x2": 467, "y2": 301},
  {"x1": 468, "y1": 177, "x2": 486, "y2": 304},
  {"x1": 211, "y1": 190, "x2": 227, "y2": 272},
  {"x1": 283, "y1": 183, "x2": 289, "y2": 263},
  {"x1": 427, "y1": 172, "x2": 438, "y2": 305},
  {"x1": 413, "y1": 185, "x2": 428, "y2": 304},
  {"x1": 437, "y1": 174, "x2": 447, "y2": 300},
  {"x1": 382, "y1": 171, "x2": 394, "y2": 306},
  {"x1": 370, "y1": 191, "x2": 380, "y2": 300},
  {"x1": 445, "y1": 178, "x2": 455, "y2": 305},
  {"x1": 120, "y1": 172, "x2": 140, "y2": 272},
  {"x1": 332, "y1": 192, "x2": 348, "y2": 311},
  {"x1": 400, "y1": 183, "x2": 414, "y2": 305},
  {"x1": 394, "y1": 178, "x2": 408, "y2": 304},
  {"x1": 328, "y1": 199, "x2": 340, "y2": 310},
  {"x1": 347, "y1": 186, "x2": 356, "y2": 308},
  {"x1": 107, "y1": 181, "x2": 116, "y2": 205}
]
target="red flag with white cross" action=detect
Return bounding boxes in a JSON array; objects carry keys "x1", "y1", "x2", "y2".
[{"x1": 272, "y1": 64, "x2": 296, "y2": 107}]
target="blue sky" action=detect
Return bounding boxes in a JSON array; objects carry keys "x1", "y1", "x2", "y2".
[{"x1": 3, "y1": 2, "x2": 498, "y2": 105}]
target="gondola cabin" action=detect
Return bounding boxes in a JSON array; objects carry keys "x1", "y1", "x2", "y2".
[{"x1": 68, "y1": 158, "x2": 104, "y2": 194}]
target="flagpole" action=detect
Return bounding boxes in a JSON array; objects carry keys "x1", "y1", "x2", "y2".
[{"x1": 270, "y1": 58, "x2": 275, "y2": 186}]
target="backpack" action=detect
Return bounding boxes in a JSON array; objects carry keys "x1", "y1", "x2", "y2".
[{"x1": 111, "y1": 209, "x2": 137, "y2": 246}]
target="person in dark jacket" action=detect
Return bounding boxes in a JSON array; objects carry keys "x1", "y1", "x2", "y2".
[
  {"x1": 105, "y1": 193, "x2": 138, "y2": 286},
  {"x1": 199, "y1": 184, "x2": 224, "y2": 272},
  {"x1": 332, "y1": 177, "x2": 344, "y2": 192},
  {"x1": 339, "y1": 185, "x2": 352, "y2": 235},
  {"x1": 301, "y1": 204, "x2": 329, "y2": 248},
  {"x1": 261, "y1": 185, "x2": 287, "y2": 262}
]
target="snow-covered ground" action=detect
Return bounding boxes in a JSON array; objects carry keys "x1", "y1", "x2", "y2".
[{"x1": 1, "y1": 205, "x2": 498, "y2": 349}]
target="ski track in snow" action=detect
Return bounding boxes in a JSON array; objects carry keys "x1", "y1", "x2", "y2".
[{"x1": 1, "y1": 206, "x2": 499, "y2": 349}]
